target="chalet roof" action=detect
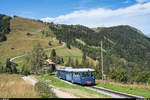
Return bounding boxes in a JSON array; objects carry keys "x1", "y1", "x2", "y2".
[{"x1": 45, "y1": 59, "x2": 55, "y2": 64}]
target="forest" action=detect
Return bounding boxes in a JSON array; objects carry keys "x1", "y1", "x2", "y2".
[
  {"x1": 49, "y1": 23, "x2": 150, "y2": 84},
  {"x1": 0, "y1": 14, "x2": 11, "y2": 42}
]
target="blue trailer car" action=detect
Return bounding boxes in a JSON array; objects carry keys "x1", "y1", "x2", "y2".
[{"x1": 57, "y1": 67, "x2": 95, "y2": 85}]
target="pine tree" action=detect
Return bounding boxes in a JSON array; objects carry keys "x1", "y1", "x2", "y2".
[
  {"x1": 51, "y1": 49, "x2": 56, "y2": 57},
  {"x1": 22, "y1": 43, "x2": 45, "y2": 75},
  {"x1": 82, "y1": 52, "x2": 86, "y2": 65},
  {"x1": 6, "y1": 58, "x2": 12, "y2": 73},
  {"x1": 66, "y1": 57, "x2": 72, "y2": 66},
  {"x1": 59, "y1": 39, "x2": 62, "y2": 44},
  {"x1": 75, "y1": 59, "x2": 79, "y2": 68},
  {"x1": 48, "y1": 41, "x2": 52, "y2": 46},
  {"x1": 71, "y1": 59, "x2": 74, "y2": 67},
  {"x1": 61, "y1": 58, "x2": 64, "y2": 63},
  {"x1": 66, "y1": 42, "x2": 71, "y2": 49}
]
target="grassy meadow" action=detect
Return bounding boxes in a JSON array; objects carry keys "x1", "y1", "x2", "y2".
[
  {"x1": 0, "y1": 74, "x2": 39, "y2": 98},
  {"x1": 96, "y1": 80, "x2": 150, "y2": 98},
  {"x1": 0, "y1": 17, "x2": 60, "y2": 64}
]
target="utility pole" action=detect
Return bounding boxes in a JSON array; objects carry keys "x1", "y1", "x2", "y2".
[{"x1": 101, "y1": 40, "x2": 104, "y2": 83}]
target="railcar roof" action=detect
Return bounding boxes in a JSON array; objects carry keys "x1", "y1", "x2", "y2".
[{"x1": 57, "y1": 68, "x2": 95, "y2": 72}]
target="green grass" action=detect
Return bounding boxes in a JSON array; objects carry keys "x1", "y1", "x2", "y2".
[
  {"x1": 36, "y1": 74, "x2": 110, "y2": 98},
  {"x1": 35, "y1": 81, "x2": 57, "y2": 98},
  {"x1": 0, "y1": 17, "x2": 60, "y2": 63},
  {"x1": 45, "y1": 44, "x2": 96, "y2": 64},
  {"x1": 96, "y1": 82, "x2": 150, "y2": 98},
  {"x1": 12, "y1": 43, "x2": 96, "y2": 71},
  {"x1": 13, "y1": 55, "x2": 25, "y2": 63}
]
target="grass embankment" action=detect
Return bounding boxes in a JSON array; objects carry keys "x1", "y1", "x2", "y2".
[
  {"x1": 96, "y1": 80, "x2": 150, "y2": 98},
  {"x1": 0, "y1": 17, "x2": 60, "y2": 64},
  {"x1": 36, "y1": 74, "x2": 110, "y2": 98},
  {"x1": 45, "y1": 44, "x2": 97, "y2": 65},
  {"x1": 35, "y1": 81, "x2": 57, "y2": 98},
  {"x1": 0, "y1": 74, "x2": 39, "y2": 98}
]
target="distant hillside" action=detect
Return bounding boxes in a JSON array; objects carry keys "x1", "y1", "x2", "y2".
[
  {"x1": 49, "y1": 24, "x2": 150, "y2": 70},
  {"x1": 96, "y1": 25, "x2": 150, "y2": 63}
]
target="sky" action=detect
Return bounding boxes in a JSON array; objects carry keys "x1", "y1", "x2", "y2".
[{"x1": 0, "y1": 0, "x2": 150, "y2": 36}]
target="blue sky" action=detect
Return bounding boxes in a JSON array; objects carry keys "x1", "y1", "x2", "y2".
[
  {"x1": 0, "y1": 0, "x2": 150, "y2": 36},
  {"x1": 0, "y1": 0, "x2": 136, "y2": 18}
]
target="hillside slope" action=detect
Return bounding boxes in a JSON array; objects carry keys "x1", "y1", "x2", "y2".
[
  {"x1": 0, "y1": 14, "x2": 11, "y2": 42},
  {"x1": 0, "y1": 16, "x2": 60, "y2": 63},
  {"x1": 49, "y1": 24, "x2": 150, "y2": 69}
]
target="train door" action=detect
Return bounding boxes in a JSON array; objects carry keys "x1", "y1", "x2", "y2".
[
  {"x1": 66, "y1": 72, "x2": 71, "y2": 81},
  {"x1": 73, "y1": 72, "x2": 81, "y2": 83}
]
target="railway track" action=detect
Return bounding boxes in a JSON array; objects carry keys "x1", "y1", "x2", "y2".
[
  {"x1": 86, "y1": 86, "x2": 143, "y2": 98},
  {"x1": 57, "y1": 77, "x2": 144, "y2": 98}
]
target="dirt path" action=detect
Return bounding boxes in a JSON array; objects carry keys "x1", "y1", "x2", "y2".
[
  {"x1": 22, "y1": 76, "x2": 38, "y2": 86},
  {"x1": 22, "y1": 76, "x2": 79, "y2": 98},
  {"x1": 10, "y1": 42, "x2": 65, "y2": 62},
  {"x1": 52, "y1": 88, "x2": 78, "y2": 98}
]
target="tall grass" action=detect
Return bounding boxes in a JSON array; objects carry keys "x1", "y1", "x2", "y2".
[
  {"x1": 96, "y1": 80, "x2": 150, "y2": 98},
  {"x1": 0, "y1": 74, "x2": 39, "y2": 98},
  {"x1": 35, "y1": 81, "x2": 57, "y2": 98}
]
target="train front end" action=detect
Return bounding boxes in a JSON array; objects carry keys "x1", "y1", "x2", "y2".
[{"x1": 81, "y1": 69, "x2": 95, "y2": 85}]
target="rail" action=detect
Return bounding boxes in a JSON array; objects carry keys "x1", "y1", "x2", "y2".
[{"x1": 87, "y1": 86, "x2": 143, "y2": 98}]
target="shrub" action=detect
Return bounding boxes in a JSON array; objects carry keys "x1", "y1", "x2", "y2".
[
  {"x1": 109, "y1": 66, "x2": 128, "y2": 83},
  {"x1": 135, "y1": 71, "x2": 150, "y2": 83},
  {"x1": 35, "y1": 81, "x2": 57, "y2": 98},
  {"x1": 48, "y1": 41, "x2": 52, "y2": 46},
  {"x1": 0, "y1": 34, "x2": 7, "y2": 42},
  {"x1": 26, "y1": 32, "x2": 32, "y2": 36},
  {"x1": 147, "y1": 78, "x2": 150, "y2": 85}
]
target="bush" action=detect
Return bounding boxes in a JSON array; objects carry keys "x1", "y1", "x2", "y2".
[
  {"x1": 50, "y1": 56, "x2": 64, "y2": 64},
  {"x1": 109, "y1": 66, "x2": 128, "y2": 83},
  {"x1": 135, "y1": 71, "x2": 150, "y2": 83},
  {"x1": 0, "y1": 65, "x2": 3, "y2": 73},
  {"x1": 26, "y1": 32, "x2": 32, "y2": 36},
  {"x1": 147, "y1": 78, "x2": 150, "y2": 85},
  {"x1": 0, "y1": 34, "x2": 7, "y2": 42},
  {"x1": 35, "y1": 81, "x2": 57, "y2": 98},
  {"x1": 48, "y1": 41, "x2": 52, "y2": 46}
]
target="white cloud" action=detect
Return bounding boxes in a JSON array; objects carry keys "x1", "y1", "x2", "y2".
[
  {"x1": 135, "y1": 0, "x2": 149, "y2": 3},
  {"x1": 123, "y1": 0, "x2": 130, "y2": 4},
  {"x1": 41, "y1": 2, "x2": 150, "y2": 35}
]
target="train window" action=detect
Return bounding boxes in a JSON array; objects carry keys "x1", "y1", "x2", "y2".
[
  {"x1": 70, "y1": 72, "x2": 71, "y2": 76},
  {"x1": 77, "y1": 72, "x2": 80, "y2": 77},
  {"x1": 74, "y1": 72, "x2": 77, "y2": 77},
  {"x1": 87, "y1": 72, "x2": 90, "y2": 77},
  {"x1": 76, "y1": 72, "x2": 79, "y2": 77},
  {"x1": 82, "y1": 72, "x2": 86, "y2": 77},
  {"x1": 91, "y1": 72, "x2": 94, "y2": 77}
]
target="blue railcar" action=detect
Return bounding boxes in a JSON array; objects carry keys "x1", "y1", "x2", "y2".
[{"x1": 57, "y1": 67, "x2": 95, "y2": 85}]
